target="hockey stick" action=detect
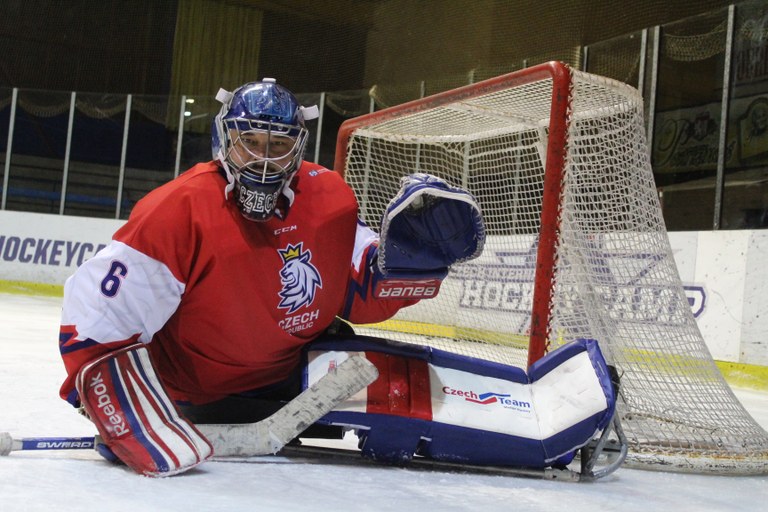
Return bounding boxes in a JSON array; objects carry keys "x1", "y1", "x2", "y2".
[
  {"x1": 199, "y1": 354, "x2": 377, "y2": 456},
  {"x1": 0, "y1": 436, "x2": 96, "y2": 454},
  {"x1": 1, "y1": 354, "x2": 378, "y2": 458}
]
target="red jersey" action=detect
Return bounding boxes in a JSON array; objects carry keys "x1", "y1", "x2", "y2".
[{"x1": 59, "y1": 161, "x2": 413, "y2": 405}]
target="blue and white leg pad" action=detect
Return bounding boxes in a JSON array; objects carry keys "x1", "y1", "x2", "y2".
[{"x1": 303, "y1": 337, "x2": 616, "y2": 468}]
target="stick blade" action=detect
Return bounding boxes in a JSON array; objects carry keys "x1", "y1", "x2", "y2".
[
  {"x1": 200, "y1": 355, "x2": 378, "y2": 457},
  {"x1": 0, "y1": 432, "x2": 13, "y2": 456}
]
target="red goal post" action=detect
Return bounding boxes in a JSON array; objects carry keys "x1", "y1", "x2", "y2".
[{"x1": 333, "y1": 61, "x2": 768, "y2": 474}]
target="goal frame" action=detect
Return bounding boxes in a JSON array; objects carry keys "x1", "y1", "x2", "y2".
[
  {"x1": 334, "y1": 61, "x2": 571, "y2": 369},
  {"x1": 331, "y1": 61, "x2": 768, "y2": 475}
]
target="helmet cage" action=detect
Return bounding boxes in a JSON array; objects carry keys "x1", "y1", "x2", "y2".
[
  {"x1": 223, "y1": 118, "x2": 308, "y2": 221},
  {"x1": 223, "y1": 118, "x2": 308, "y2": 182}
]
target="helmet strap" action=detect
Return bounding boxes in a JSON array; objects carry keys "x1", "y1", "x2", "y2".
[
  {"x1": 281, "y1": 178, "x2": 295, "y2": 207},
  {"x1": 217, "y1": 149, "x2": 236, "y2": 199}
]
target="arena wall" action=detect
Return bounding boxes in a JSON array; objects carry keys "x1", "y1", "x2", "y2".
[{"x1": 0, "y1": 209, "x2": 765, "y2": 383}]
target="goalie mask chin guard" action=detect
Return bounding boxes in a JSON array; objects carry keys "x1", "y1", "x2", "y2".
[
  {"x1": 212, "y1": 78, "x2": 319, "y2": 222},
  {"x1": 233, "y1": 159, "x2": 288, "y2": 222}
]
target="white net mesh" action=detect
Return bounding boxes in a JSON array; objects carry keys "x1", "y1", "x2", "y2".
[{"x1": 338, "y1": 62, "x2": 768, "y2": 474}]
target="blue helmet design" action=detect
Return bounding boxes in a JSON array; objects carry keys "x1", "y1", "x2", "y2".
[{"x1": 212, "y1": 78, "x2": 318, "y2": 222}]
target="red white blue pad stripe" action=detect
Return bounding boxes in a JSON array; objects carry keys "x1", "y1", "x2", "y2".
[{"x1": 76, "y1": 344, "x2": 213, "y2": 477}]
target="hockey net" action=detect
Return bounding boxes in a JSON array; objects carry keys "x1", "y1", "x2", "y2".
[{"x1": 334, "y1": 61, "x2": 768, "y2": 475}]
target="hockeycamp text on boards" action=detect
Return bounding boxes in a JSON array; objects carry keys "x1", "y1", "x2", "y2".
[{"x1": 0, "y1": 235, "x2": 106, "y2": 267}]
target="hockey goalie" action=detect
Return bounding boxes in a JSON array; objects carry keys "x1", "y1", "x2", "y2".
[{"x1": 55, "y1": 78, "x2": 623, "y2": 479}]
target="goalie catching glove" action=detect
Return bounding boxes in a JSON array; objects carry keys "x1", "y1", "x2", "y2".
[
  {"x1": 375, "y1": 173, "x2": 485, "y2": 299},
  {"x1": 76, "y1": 344, "x2": 213, "y2": 477}
]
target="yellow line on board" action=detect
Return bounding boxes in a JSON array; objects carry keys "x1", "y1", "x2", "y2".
[
  {"x1": 0, "y1": 280, "x2": 63, "y2": 297},
  {"x1": 358, "y1": 319, "x2": 768, "y2": 391},
  {"x1": 716, "y1": 361, "x2": 768, "y2": 391},
  {"x1": 358, "y1": 318, "x2": 530, "y2": 350},
  {"x1": 4, "y1": 280, "x2": 765, "y2": 391}
]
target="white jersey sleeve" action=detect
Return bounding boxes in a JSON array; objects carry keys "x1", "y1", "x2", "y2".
[
  {"x1": 351, "y1": 220, "x2": 378, "y2": 273},
  {"x1": 62, "y1": 240, "x2": 186, "y2": 345}
]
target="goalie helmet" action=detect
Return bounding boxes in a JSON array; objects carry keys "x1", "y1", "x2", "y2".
[{"x1": 212, "y1": 78, "x2": 318, "y2": 221}]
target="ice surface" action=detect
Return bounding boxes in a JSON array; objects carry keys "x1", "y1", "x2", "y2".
[{"x1": 1, "y1": 293, "x2": 766, "y2": 512}]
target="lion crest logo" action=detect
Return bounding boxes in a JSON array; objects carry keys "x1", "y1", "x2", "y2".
[{"x1": 277, "y1": 242, "x2": 322, "y2": 314}]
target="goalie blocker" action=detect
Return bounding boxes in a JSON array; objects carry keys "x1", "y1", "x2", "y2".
[
  {"x1": 303, "y1": 336, "x2": 623, "y2": 474},
  {"x1": 374, "y1": 173, "x2": 485, "y2": 299}
]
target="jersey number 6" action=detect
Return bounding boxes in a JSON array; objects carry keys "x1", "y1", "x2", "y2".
[{"x1": 100, "y1": 261, "x2": 128, "y2": 298}]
